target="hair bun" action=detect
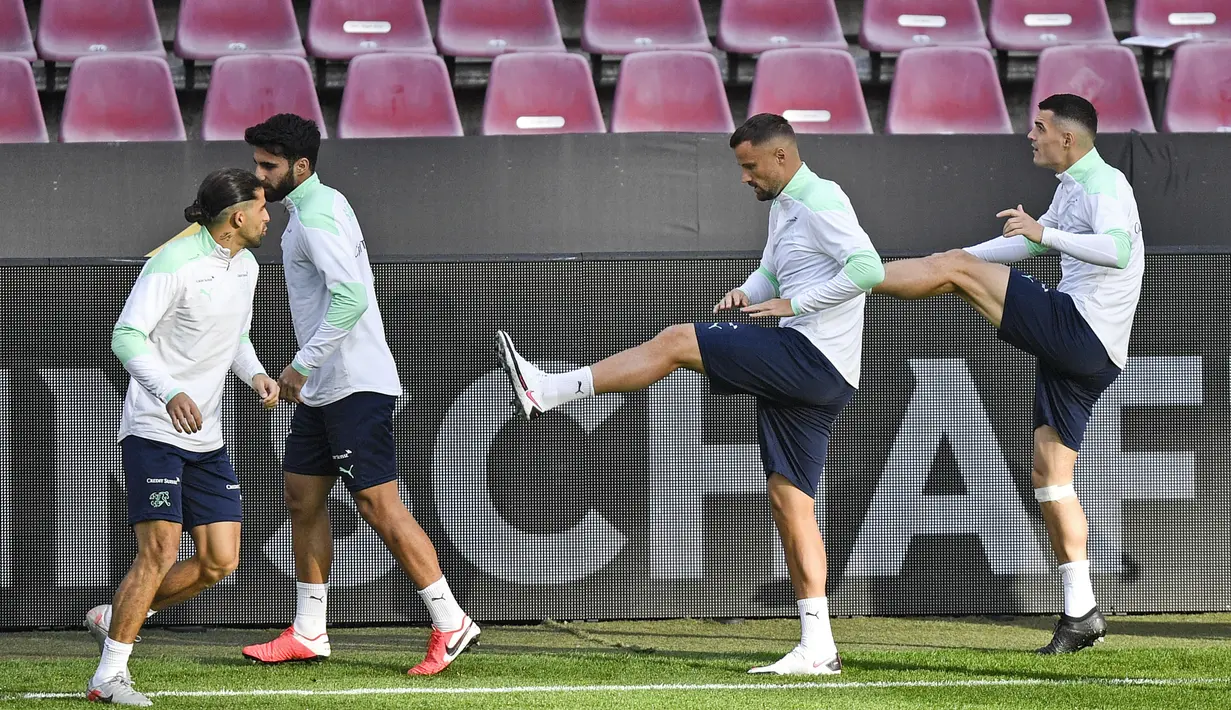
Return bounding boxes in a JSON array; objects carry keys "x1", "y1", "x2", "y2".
[{"x1": 184, "y1": 201, "x2": 208, "y2": 224}]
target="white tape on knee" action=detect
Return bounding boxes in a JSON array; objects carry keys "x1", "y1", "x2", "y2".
[{"x1": 1034, "y1": 483, "x2": 1076, "y2": 503}]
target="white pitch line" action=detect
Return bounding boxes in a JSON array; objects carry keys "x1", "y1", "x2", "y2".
[{"x1": 7, "y1": 677, "x2": 1230, "y2": 701}]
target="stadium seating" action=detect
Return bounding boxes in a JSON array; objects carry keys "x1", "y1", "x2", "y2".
[
  {"x1": 716, "y1": 0, "x2": 846, "y2": 55},
  {"x1": 482, "y1": 52, "x2": 605, "y2": 135},
  {"x1": 201, "y1": 55, "x2": 325, "y2": 141},
  {"x1": 436, "y1": 0, "x2": 566, "y2": 57},
  {"x1": 1163, "y1": 40, "x2": 1231, "y2": 132},
  {"x1": 176, "y1": 0, "x2": 305, "y2": 61},
  {"x1": 305, "y1": 0, "x2": 435, "y2": 60},
  {"x1": 988, "y1": 0, "x2": 1116, "y2": 51},
  {"x1": 337, "y1": 53, "x2": 462, "y2": 138},
  {"x1": 611, "y1": 51, "x2": 733, "y2": 133},
  {"x1": 860, "y1": 0, "x2": 991, "y2": 53},
  {"x1": 748, "y1": 48, "x2": 872, "y2": 134},
  {"x1": 1135, "y1": 0, "x2": 1231, "y2": 40},
  {"x1": 60, "y1": 55, "x2": 184, "y2": 142},
  {"x1": 1031, "y1": 45, "x2": 1154, "y2": 133},
  {"x1": 885, "y1": 47, "x2": 1011, "y2": 134},
  {"x1": 0, "y1": 56, "x2": 46, "y2": 142},
  {"x1": 35, "y1": 0, "x2": 164, "y2": 62},
  {"x1": 0, "y1": 0, "x2": 36, "y2": 61},
  {"x1": 582, "y1": 0, "x2": 712, "y2": 56}
]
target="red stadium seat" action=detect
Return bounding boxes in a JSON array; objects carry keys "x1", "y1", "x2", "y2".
[
  {"x1": 860, "y1": 0, "x2": 990, "y2": 53},
  {"x1": 1031, "y1": 45, "x2": 1154, "y2": 133},
  {"x1": 988, "y1": 0, "x2": 1115, "y2": 51},
  {"x1": 0, "y1": 0, "x2": 36, "y2": 61},
  {"x1": 748, "y1": 48, "x2": 871, "y2": 134},
  {"x1": 337, "y1": 53, "x2": 462, "y2": 138},
  {"x1": 0, "y1": 56, "x2": 46, "y2": 142},
  {"x1": 60, "y1": 55, "x2": 184, "y2": 142},
  {"x1": 717, "y1": 0, "x2": 846, "y2": 55},
  {"x1": 436, "y1": 0, "x2": 565, "y2": 57},
  {"x1": 176, "y1": 0, "x2": 305, "y2": 61},
  {"x1": 611, "y1": 50, "x2": 733, "y2": 133},
  {"x1": 202, "y1": 55, "x2": 325, "y2": 141},
  {"x1": 306, "y1": 0, "x2": 434, "y2": 60},
  {"x1": 582, "y1": 0, "x2": 712, "y2": 55},
  {"x1": 1163, "y1": 41, "x2": 1231, "y2": 132},
  {"x1": 886, "y1": 47, "x2": 1011, "y2": 134},
  {"x1": 482, "y1": 52, "x2": 604, "y2": 135},
  {"x1": 35, "y1": 0, "x2": 163, "y2": 62},
  {"x1": 1135, "y1": 0, "x2": 1231, "y2": 41}
]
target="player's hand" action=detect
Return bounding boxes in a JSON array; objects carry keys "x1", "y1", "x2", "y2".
[
  {"x1": 166, "y1": 392, "x2": 203, "y2": 434},
  {"x1": 742, "y1": 298, "x2": 795, "y2": 318},
  {"x1": 713, "y1": 288, "x2": 751, "y2": 313},
  {"x1": 278, "y1": 364, "x2": 308, "y2": 404},
  {"x1": 997, "y1": 204, "x2": 1044, "y2": 243},
  {"x1": 252, "y1": 374, "x2": 279, "y2": 409}
]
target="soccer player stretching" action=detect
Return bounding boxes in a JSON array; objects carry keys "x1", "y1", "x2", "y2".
[
  {"x1": 497, "y1": 114, "x2": 884, "y2": 675},
  {"x1": 239, "y1": 114, "x2": 479, "y2": 675},
  {"x1": 86, "y1": 169, "x2": 277, "y2": 705},
  {"x1": 874, "y1": 94, "x2": 1144, "y2": 653}
]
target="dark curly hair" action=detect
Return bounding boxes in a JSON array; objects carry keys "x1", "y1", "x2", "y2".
[{"x1": 244, "y1": 113, "x2": 321, "y2": 170}]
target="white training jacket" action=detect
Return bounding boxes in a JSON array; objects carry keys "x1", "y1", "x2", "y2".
[
  {"x1": 965, "y1": 147, "x2": 1144, "y2": 369},
  {"x1": 280, "y1": 173, "x2": 401, "y2": 406},
  {"x1": 738, "y1": 163, "x2": 886, "y2": 388},
  {"x1": 112, "y1": 226, "x2": 264, "y2": 452}
]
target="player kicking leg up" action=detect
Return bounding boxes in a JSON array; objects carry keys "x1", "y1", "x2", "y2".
[
  {"x1": 499, "y1": 114, "x2": 884, "y2": 675},
  {"x1": 873, "y1": 95, "x2": 1143, "y2": 654},
  {"x1": 238, "y1": 114, "x2": 478, "y2": 675},
  {"x1": 88, "y1": 170, "x2": 277, "y2": 704}
]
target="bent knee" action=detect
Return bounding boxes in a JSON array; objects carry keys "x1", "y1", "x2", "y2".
[
  {"x1": 654, "y1": 324, "x2": 698, "y2": 362},
  {"x1": 199, "y1": 554, "x2": 239, "y2": 585},
  {"x1": 935, "y1": 248, "x2": 982, "y2": 276},
  {"x1": 657, "y1": 324, "x2": 695, "y2": 346}
]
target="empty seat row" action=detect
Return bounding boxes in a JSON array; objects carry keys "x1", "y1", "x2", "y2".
[
  {"x1": 5, "y1": 1, "x2": 1231, "y2": 67},
  {"x1": 888, "y1": 44, "x2": 1161, "y2": 133},
  {"x1": 2, "y1": 42, "x2": 1229, "y2": 143}
]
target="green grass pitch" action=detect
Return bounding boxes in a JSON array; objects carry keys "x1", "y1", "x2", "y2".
[{"x1": 3, "y1": 614, "x2": 1230, "y2": 709}]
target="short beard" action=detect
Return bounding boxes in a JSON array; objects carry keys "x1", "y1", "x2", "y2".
[{"x1": 263, "y1": 173, "x2": 297, "y2": 202}]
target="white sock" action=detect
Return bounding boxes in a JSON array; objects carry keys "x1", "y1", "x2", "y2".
[
  {"x1": 540, "y1": 367, "x2": 594, "y2": 411},
  {"x1": 418, "y1": 576, "x2": 466, "y2": 631},
  {"x1": 92, "y1": 637, "x2": 133, "y2": 686},
  {"x1": 797, "y1": 597, "x2": 837, "y2": 657},
  {"x1": 1059, "y1": 560, "x2": 1096, "y2": 617},
  {"x1": 293, "y1": 582, "x2": 329, "y2": 639}
]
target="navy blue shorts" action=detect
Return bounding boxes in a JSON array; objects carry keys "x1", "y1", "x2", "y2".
[
  {"x1": 997, "y1": 269, "x2": 1121, "y2": 452},
  {"x1": 121, "y1": 436, "x2": 242, "y2": 529},
  {"x1": 284, "y1": 392, "x2": 398, "y2": 493},
  {"x1": 695, "y1": 323, "x2": 855, "y2": 498}
]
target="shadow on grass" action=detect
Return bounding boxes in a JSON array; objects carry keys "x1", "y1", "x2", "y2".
[{"x1": 955, "y1": 616, "x2": 1231, "y2": 642}]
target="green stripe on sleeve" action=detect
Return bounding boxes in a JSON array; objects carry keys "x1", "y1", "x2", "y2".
[
  {"x1": 111, "y1": 324, "x2": 150, "y2": 365},
  {"x1": 842, "y1": 249, "x2": 885, "y2": 291},
  {"x1": 756, "y1": 265, "x2": 780, "y2": 297},
  {"x1": 1106, "y1": 228, "x2": 1131, "y2": 269},
  {"x1": 324, "y1": 282, "x2": 369, "y2": 330},
  {"x1": 1026, "y1": 238, "x2": 1051, "y2": 257},
  {"x1": 291, "y1": 358, "x2": 312, "y2": 376}
]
